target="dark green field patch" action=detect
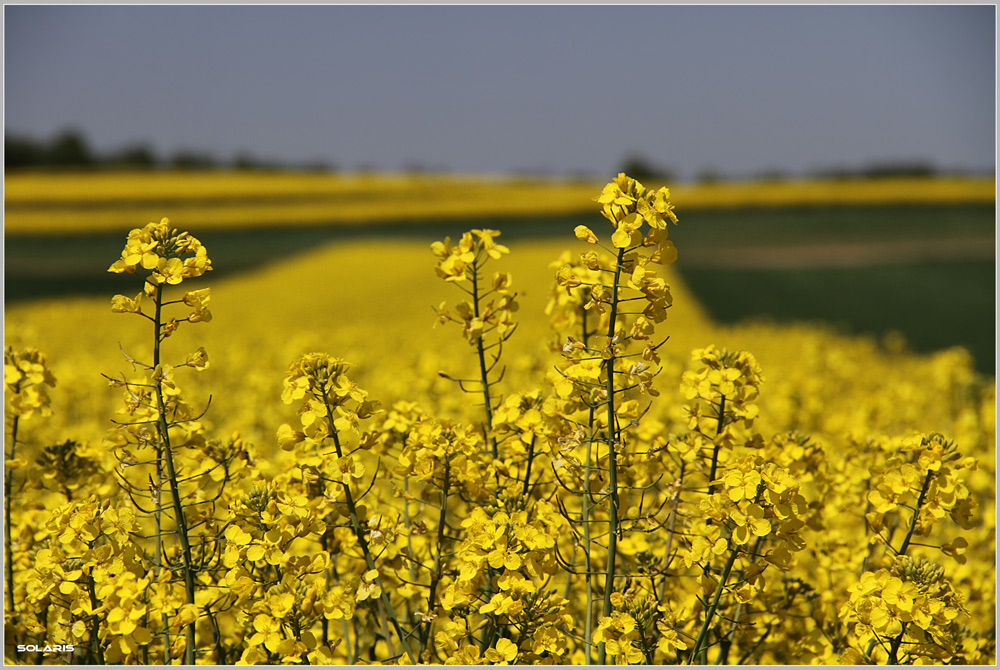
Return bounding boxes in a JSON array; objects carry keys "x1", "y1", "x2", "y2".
[
  {"x1": 667, "y1": 203, "x2": 995, "y2": 248},
  {"x1": 677, "y1": 261, "x2": 995, "y2": 374}
]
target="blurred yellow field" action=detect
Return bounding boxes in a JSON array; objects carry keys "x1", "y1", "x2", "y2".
[
  {"x1": 4, "y1": 170, "x2": 994, "y2": 234},
  {"x1": 7, "y1": 233, "x2": 991, "y2": 452}
]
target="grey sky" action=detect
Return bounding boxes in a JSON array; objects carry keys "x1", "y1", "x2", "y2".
[{"x1": 3, "y1": 4, "x2": 995, "y2": 178}]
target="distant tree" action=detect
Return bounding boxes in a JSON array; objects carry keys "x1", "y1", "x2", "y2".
[
  {"x1": 813, "y1": 165, "x2": 855, "y2": 181},
  {"x1": 109, "y1": 143, "x2": 158, "y2": 168},
  {"x1": 4, "y1": 134, "x2": 44, "y2": 168},
  {"x1": 170, "y1": 149, "x2": 218, "y2": 170},
  {"x1": 862, "y1": 160, "x2": 936, "y2": 179},
  {"x1": 618, "y1": 154, "x2": 675, "y2": 183},
  {"x1": 43, "y1": 128, "x2": 94, "y2": 166},
  {"x1": 812, "y1": 160, "x2": 938, "y2": 180},
  {"x1": 233, "y1": 151, "x2": 264, "y2": 170}
]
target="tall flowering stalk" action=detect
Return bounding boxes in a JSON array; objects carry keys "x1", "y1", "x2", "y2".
[
  {"x1": 432, "y1": 229, "x2": 518, "y2": 463},
  {"x1": 545, "y1": 252, "x2": 604, "y2": 661},
  {"x1": 278, "y1": 354, "x2": 417, "y2": 664},
  {"x1": 431, "y1": 229, "x2": 518, "y2": 652},
  {"x1": 105, "y1": 217, "x2": 213, "y2": 664},
  {"x1": 676, "y1": 347, "x2": 784, "y2": 663},
  {"x1": 848, "y1": 433, "x2": 979, "y2": 663},
  {"x1": 393, "y1": 412, "x2": 496, "y2": 661},
  {"x1": 551, "y1": 173, "x2": 678, "y2": 662}
]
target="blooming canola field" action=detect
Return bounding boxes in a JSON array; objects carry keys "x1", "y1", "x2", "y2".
[
  {"x1": 4, "y1": 170, "x2": 994, "y2": 234},
  {"x1": 3, "y1": 173, "x2": 995, "y2": 665}
]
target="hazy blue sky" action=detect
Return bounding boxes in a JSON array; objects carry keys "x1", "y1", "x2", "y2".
[{"x1": 4, "y1": 4, "x2": 995, "y2": 178}]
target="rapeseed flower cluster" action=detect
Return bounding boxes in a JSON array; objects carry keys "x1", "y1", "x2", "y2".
[
  {"x1": 841, "y1": 555, "x2": 971, "y2": 663},
  {"x1": 5, "y1": 347, "x2": 56, "y2": 421},
  {"x1": 108, "y1": 217, "x2": 211, "y2": 286},
  {"x1": 432, "y1": 229, "x2": 517, "y2": 345}
]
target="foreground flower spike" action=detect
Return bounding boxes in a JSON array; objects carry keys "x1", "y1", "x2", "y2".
[
  {"x1": 279, "y1": 354, "x2": 380, "y2": 446},
  {"x1": 432, "y1": 228, "x2": 518, "y2": 464},
  {"x1": 103, "y1": 217, "x2": 216, "y2": 665},
  {"x1": 546, "y1": 173, "x2": 684, "y2": 663},
  {"x1": 278, "y1": 353, "x2": 416, "y2": 664}
]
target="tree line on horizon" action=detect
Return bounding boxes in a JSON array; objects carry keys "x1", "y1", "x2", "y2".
[
  {"x1": 4, "y1": 128, "x2": 333, "y2": 173},
  {"x1": 4, "y1": 127, "x2": 972, "y2": 181}
]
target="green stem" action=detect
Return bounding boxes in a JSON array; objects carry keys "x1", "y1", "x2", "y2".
[
  {"x1": 862, "y1": 471, "x2": 932, "y2": 662},
  {"x1": 151, "y1": 452, "x2": 171, "y2": 662},
  {"x1": 863, "y1": 636, "x2": 881, "y2": 662},
  {"x1": 85, "y1": 571, "x2": 106, "y2": 664},
  {"x1": 5, "y1": 416, "x2": 19, "y2": 618},
  {"x1": 688, "y1": 544, "x2": 740, "y2": 664},
  {"x1": 470, "y1": 256, "x2": 502, "y2": 655},
  {"x1": 656, "y1": 462, "x2": 683, "y2": 604},
  {"x1": 321, "y1": 532, "x2": 331, "y2": 650},
  {"x1": 206, "y1": 606, "x2": 228, "y2": 664},
  {"x1": 400, "y1": 477, "x2": 420, "y2": 643},
  {"x1": 152, "y1": 284, "x2": 197, "y2": 665},
  {"x1": 715, "y1": 535, "x2": 764, "y2": 664},
  {"x1": 376, "y1": 606, "x2": 398, "y2": 659},
  {"x1": 341, "y1": 618, "x2": 355, "y2": 664},
  {"x1": 522, "y1": 436, "x2": 536, "y2": 496},
  {"x1": 896, "y1": 470, "x2": 933, "y2": 557},
  {"x1": 329, "y1": 428, "x2": 416, "y2": 664},
  {"x1": 5, "y1": 413, "x2": 21, "y2": 663},
  {"x1": 418, "y1": 462, "x2": 451, "y2": 660},
  {"x1": 887, "y1": 622, "x2": 909, "y2": 664},
  {"x1": 597, "y1": 246, "x2": 625, "y2": 665},
  {"x1": 148, "y1": 287, "x2": 171, "y2": 664},
  {"x1": 330, "y1": 559, "x2": 354, "y2": 667},
  {"x1": 583, "y1": 406, "x2": 595, "y2": 665},
  {"x1": 707, "y1": 394, "x2": 726, "y2": 495},
  {"x1": 470, "y1": 259, "x2": 498, "y2": 461}
]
